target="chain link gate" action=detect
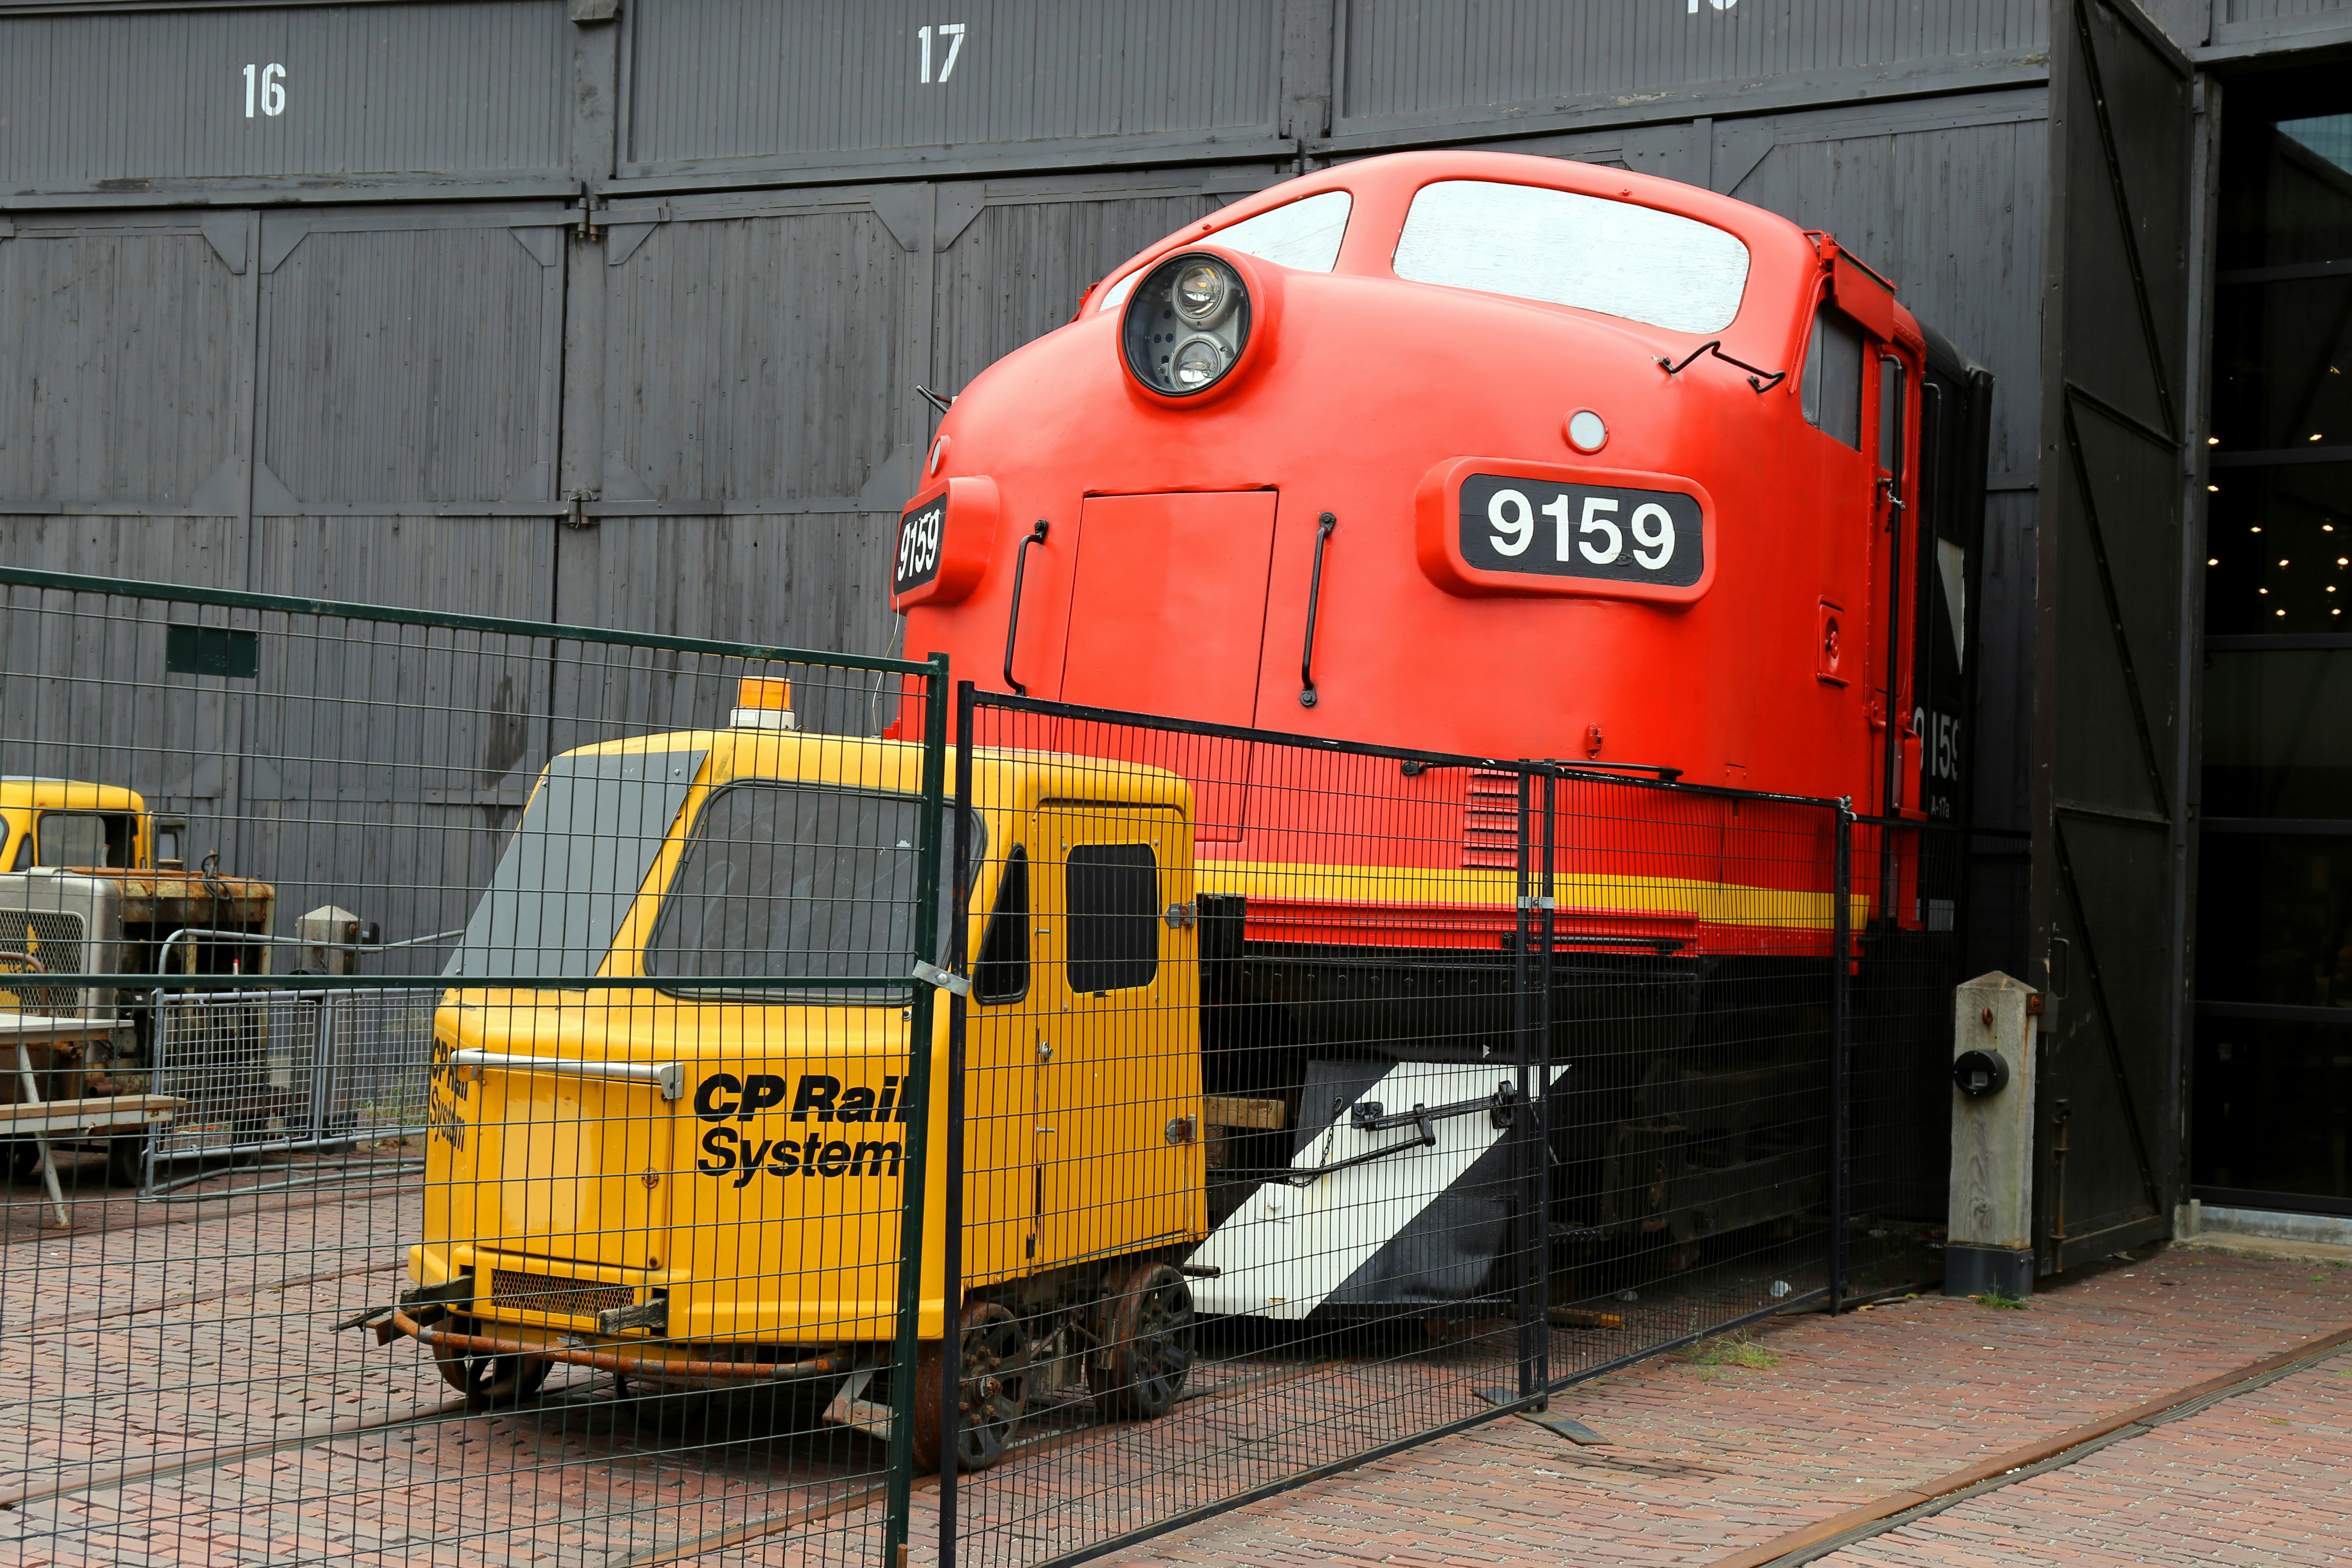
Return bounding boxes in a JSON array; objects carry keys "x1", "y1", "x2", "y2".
[{"x1": 0, "y1": 564, "x2": 949, "y2": 1566}]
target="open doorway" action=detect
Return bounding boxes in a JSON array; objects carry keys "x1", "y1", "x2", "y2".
[{"x1": 2193, "y1": 66, "x2": 2352, "y2": 1220}]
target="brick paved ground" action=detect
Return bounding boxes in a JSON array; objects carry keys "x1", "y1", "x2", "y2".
[
  {"x1": 9, "y1": 1147, "x2": 2350, "y2": 1568},
  {"x1": 1098, "y1": 1246, "x2": 2352, "y2": 1568},
  {"x1": 1824, "y1": 1351, "x2": 2351, "y2": 1568}
]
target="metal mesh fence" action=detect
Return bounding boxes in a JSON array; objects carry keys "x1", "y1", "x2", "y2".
[
  {"x1": 0, "y1": 565, "x2": 947, "y2": 1567},
  {"x1": 931, "y1": 687, "x2": 1939, "y2": 1568},
  {"x1": 0, "y1": 565, "x2": 1977, "y2": 1568}
]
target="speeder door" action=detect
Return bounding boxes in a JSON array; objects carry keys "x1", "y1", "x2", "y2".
[{"x1": 1057, "y1": 491, "x2": 1278, "y2": 841}]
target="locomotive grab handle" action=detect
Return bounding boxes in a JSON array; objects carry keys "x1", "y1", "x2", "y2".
[
  {"x1": 1298, "y1": 511, "x2": 1337, "y2": 707},
  {"x1": 1002, "y1": 519, "x2": 1050, "y2": 695},
  {"x1": 1657, "y1": 339, "x2": 1787, "y2": 394}
]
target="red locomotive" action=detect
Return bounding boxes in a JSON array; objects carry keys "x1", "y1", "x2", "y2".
[
  {"x1": 896, "y1": 149, "x2": 1983, "y2": 906},
  {"x1": 891, "y1": 150, "x2": 1988, "y2": 1304}
]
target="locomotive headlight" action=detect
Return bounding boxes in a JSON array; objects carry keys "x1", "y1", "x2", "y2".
[
  {"x1": 1170, "y1": 334, "x2": 1229, "y2": 388},
  {"x1": 1121, "y1": 250, "x2": 1253, "y2": 399},
  {"x1": 1172, "y1": 261, "x2": 1233, "y2": 325}
]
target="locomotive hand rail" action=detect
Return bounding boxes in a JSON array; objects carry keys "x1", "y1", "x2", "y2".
[
  {"x1": 1298, "y1": 511, "x2": 1337, "y2": 708},
  {"x1": 444, "y1": 1048, "x2": 686, "y2": 1102},
  {"x1": 1233, "y1": 1083, "x2": 1519, "y2": 1187},
  {"x1": 1002, "y1": 519, "x2": 1050, "y2": 695},
  {"x1": 1350, "y1": 1082, "x2": 1519, "y2": 1135},
  {"x1": 1656, "y1": 340, "x2": 1787, "y2": 393}
]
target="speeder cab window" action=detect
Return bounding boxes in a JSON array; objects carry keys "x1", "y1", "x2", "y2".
[
  {"x1": 1098, "y1": 189, "x2": 1353, "y2": 311},
  {"x1": 1066, "y1": 843, "x2": 1159, "y2": 993},
  {"x1": 1391, "y1": 180, "x2": 1751, "y2": 334}
]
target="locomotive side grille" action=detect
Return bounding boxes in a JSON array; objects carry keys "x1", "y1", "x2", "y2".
[
  {"x1": 489, "y1": 1268, "x2": 633, "y2": 1321},
  {"x1": 1460, "y1": 770, "x2": 1520, "y2": 870}
]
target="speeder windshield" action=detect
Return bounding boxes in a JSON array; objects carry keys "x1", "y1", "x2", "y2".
[{"x1": 644, "y1": 781, "x2": 984, "y2": 1002}]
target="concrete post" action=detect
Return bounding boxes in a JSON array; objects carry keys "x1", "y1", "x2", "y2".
[
  {"x1": 1945, "y1": 970, "x2": 2039, "y2": 1298},
  {"x1": 296, "y1": 905, "x2": 359, "y2": 977}
]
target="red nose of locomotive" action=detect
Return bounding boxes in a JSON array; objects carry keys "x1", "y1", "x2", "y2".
[{"x1": 892, "y1": 150, "x2": 1921, "y2": 806}]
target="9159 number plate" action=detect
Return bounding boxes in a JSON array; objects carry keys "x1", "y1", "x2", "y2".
[
  {"x1": 1457, "y1": 472, "x2": 1704, "y2": 589},
  {"x1": 894, "y1": 494, "x2": 946, "y2": 596}
]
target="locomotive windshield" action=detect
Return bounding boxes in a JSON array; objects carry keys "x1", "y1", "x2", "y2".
[
  {"x1": 1392, "y1": 180, "x2": 1750, "y2": 334},
  {"x1": 1098, "y1": 189, "x2": 1354, "y2": 311}
]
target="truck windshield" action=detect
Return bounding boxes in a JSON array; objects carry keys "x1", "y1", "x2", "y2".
[
  {"x1": 36, "y1": 812, "x2": 133, "y2": 868},
  {"x1": 644, "y1": 781, "x2": 979, "y2": 1003}
]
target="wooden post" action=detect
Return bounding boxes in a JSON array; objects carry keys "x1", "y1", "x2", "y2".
[{"x1": 1945, "y1": 971, "x2": 2039, "y2": 1298}]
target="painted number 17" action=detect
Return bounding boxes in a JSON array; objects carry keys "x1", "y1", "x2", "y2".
[
  {"x1": 242, "y1": 63, "x2": 286, "y2": 117},
  {"x1": 917, "y1": 23, "x2": 967, "y2": 83}
]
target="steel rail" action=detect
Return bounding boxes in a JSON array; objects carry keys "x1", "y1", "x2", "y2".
[{"x1": 1704, "y1": 1320, "x2": 2352, "y2": 1568}]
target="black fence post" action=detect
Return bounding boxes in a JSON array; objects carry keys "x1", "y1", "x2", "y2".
[
  {"x1": 1830, "y1": 802, "x2": 1854, "y2": 1315},
  {"x1": 1513, "y1": 769, "x2": 1539, "y2": 1401},
  {"x1": 1534, "y1": 765, "x2": 1556, "y2": 1393},
  {"x1": 884, "y1": 652, "x2": 953, "y2": 1562},
  {"x1": 938, "y1": 680, "x2": 978, "y2": 1568}
]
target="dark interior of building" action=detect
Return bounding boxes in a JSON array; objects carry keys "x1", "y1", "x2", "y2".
[{"x1": 2194, "y1": 63, "x2": 2352, "y2": 1217}]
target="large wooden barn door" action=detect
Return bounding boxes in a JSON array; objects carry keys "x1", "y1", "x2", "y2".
[{"x1": 2032, "y1": 0, "x2": 2203, "y2": 1271}]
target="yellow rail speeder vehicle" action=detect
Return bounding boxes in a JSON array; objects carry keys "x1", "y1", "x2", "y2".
[{"x1": 385, "y1": 682, "x2": 1208, "y2": 1469}]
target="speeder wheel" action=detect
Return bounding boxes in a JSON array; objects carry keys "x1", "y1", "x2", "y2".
[
  {"x1": 1088, "y1": 1260, "x2": 1196, "y2": 1421},
  {"x1": 432, "y1": 1320, "x2": 552, "y2": 1408},
  {"x1": 911, "y1": 1301, "x2": 1030, "y2": 1472}
]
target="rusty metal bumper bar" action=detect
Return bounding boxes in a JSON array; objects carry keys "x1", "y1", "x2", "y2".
[{"x1": 382, "y1": 1305, "x2": 850, "y2": 1384}]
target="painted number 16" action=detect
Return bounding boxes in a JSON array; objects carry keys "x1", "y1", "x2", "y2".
[{"x1": 242, "y1": 63, "x2": 286, "y2": 117}]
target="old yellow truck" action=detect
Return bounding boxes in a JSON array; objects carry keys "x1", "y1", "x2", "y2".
[{"x1": 1, "y1": 778, "x2": 270, "y2": 1192}]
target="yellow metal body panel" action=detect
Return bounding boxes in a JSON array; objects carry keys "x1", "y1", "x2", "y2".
[
  {"x1": 1031, "y1": 801, "x2": 1203, "y2": 1271},
  {"x1": 413, "y1": 730, "x2": 1208, "y2": 1350}
]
